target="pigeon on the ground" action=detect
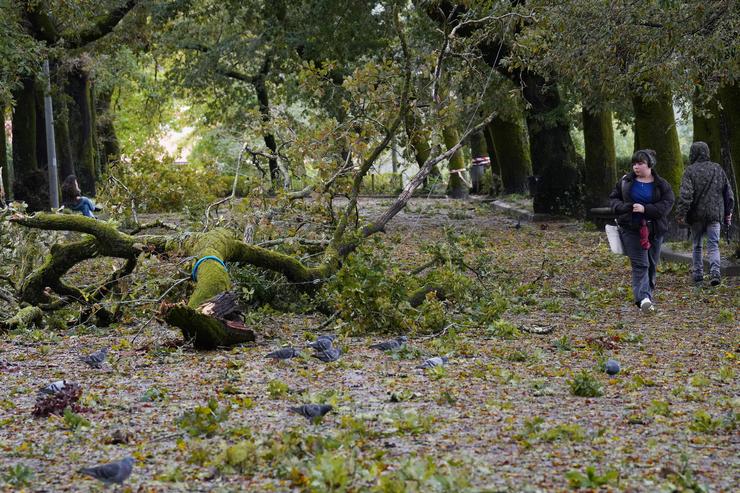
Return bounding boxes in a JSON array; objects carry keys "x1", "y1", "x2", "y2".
[
  {"x1": 370, "y1": 336, "x2": 408, "y2": 351},
  {"x1": 38, "y1": 380, "x2": 70, "y2": 396},
  {"x1": 80, "y1": 347, "x2": 108, "y2": 369},
  {"x1": 605, "y1": 359, "x2": 620, "y2": 375},
  {"x1": 79, "y1": 457, "x2": 134, "y2": 485},
  {"x1": 417, "y1": 356, "x2": 448, "y2": 369},
  {"x1": 308, "y1": 335, "x2": 336, "y2": 351},
  {"x1": 289, "y1": 404, "x2": 333, "y2": 421},
  {"x1": 312, "y1": 346, "x2": 341, "y2": 363},
  {"x1": 265, "y1": 347, "x2": 301, "y2": 360}
]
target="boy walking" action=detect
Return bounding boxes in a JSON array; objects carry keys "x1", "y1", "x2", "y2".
[{"x1": 676, "y1": 142, "x2": 734, "y2": 286}]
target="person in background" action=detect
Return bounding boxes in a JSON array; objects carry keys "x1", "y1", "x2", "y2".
[
  {"x1": 61, "y1": 175, "x2": 98, "y2": 219},
  {"x1": 609, "y1": 149, "x2": 675, "y2": 313},
  {"x1": 675, "y1": 141, "x2": 734, "y2": 287}
]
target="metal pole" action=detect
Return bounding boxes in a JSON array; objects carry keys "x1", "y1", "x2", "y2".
[{"x1": 42, "y1": 59, "x2": 59, "y2": 209}]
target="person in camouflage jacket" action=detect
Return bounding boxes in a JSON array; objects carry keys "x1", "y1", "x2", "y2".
[{"x1": 675, "y1": 142, "x2": 734, "y2": 286}]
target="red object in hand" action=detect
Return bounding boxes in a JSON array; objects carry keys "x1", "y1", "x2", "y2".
[{"x1": 639, "y1": 219, "x2": 651, "y2": 250}]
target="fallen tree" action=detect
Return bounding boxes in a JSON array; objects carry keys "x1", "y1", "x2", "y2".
[{"x1": 1, "y1": 14, "x2": 494, "y2": 348}]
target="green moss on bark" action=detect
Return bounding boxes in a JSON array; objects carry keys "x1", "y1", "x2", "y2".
[
  {"x1": 442, "y1": 126, "x2": 468, "y2": 199},
  {"x1": 692, "y1": 97, "x2": 721, "y2": 162},
  {"x1": 490, "y1": 116, "x2": 531, "y2": 194},
  {"x1": 582, "y1": 109, "x2": 616, "y2": 209},
  {"x1": 632, "y1": 94, "x2": 683, "y2": 194}
]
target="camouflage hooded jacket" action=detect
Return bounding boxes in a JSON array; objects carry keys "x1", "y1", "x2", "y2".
[{"x1": 675, "y1": 142, "x2": 734, "y2": 224}]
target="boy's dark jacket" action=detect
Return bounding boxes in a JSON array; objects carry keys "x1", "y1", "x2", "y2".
[
  {"x1": 609, "y1": 170, "x2": 675, "y2": 235},
  {"x1": 675, "y1": 142, "x2": 734, "y2": 224}
]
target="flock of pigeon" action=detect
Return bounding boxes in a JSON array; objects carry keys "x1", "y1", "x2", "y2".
[{"x1": 33, "y1": 335, "x2": 453, "y2": 486}]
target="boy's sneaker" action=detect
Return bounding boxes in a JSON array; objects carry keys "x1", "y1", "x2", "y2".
[
  {"x1": 639, "y1": 298, "x2": 655, "y2": 313},
  {"x1": 692, "y1": 275, "x2": 703, "y2": 288},
  {"x1": 709, "y1": 273, "x2": 721, "y2": 286}
]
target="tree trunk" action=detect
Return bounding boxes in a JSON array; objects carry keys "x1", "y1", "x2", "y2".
[
  {"x1": 469, "y1": 131, "x2": 488, "y2": 194},
  {"x1": 632, "y1": 93, "x2": 683, "y2": 194},
  {"x1": 483, "y1": 123, "x2": 502, "y2": 191},
  {"x1": 522, "y1": 72, "x2": 580, "y2": 215},
  {"x1": 405, "y1": 108, "x2": 440, "y2": 187},
  {"x1": 582, "y1": 109, "x2": 616, "y2": 209},
  {"x1": 95, "y1": 89, "x2": 120, "y2": 173},
  {"x1": 692, "y1": 96, "x2": 721, "y2": 163},
  {"x1": 12, "y1": 77, "x2": 48, "y2": 211},
  {"x1": 253, "y1": 59, "x2": 280, "y2": 190},
  {"x1": 718, "y1": 83, "x2": 740, "y2": 211},
  {"x1": 442, "y1": 126, "x2": 468, "y2": 199},
  {"x1": 489, "y1": 116, "x2": 531, "y2": 194},
  {"x1": 66, "y1": 68, "x2": 97, "y2": 196},
  {"x1": 1, "y1": 103, "x2": 9, "y2": 201},
  {"x1": 54, "y1": 94, "x2": 75, "y2": 179}
]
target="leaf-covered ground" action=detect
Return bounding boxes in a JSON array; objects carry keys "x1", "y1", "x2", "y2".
[{"x1": 1, "y1": 198, "x2": 737, "y2": 492}]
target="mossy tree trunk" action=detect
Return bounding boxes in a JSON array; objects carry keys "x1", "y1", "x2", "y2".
[
  {"x1": 718, "y1": 83, "x2": 740, "y2": 215},
  {"x1": 405, "y1": 108, "x2": 440, "y2": 186},
  {"x1": 442, "y1": 125, "x2": 468, "y2": 199},
  {"x1": 12, "y1": 77, "x2": 48, "y2": 211},
  {"x1": 482, "y1": 123, "x2": 502, "y2": 196},
  {"x1": 522, "y1": 72, "x2": 580, "y2": 215},
  {"x1": 632, "y1": 93, "x2": 683, "y2": 194},
  {"x1": 489, "y1": 116, "x2": 531, "y2": 194},
  {"x1": 469, "y1": 131, "x2": 488, "y2": 194},
  {"x1": 67, "y1": 69, "x2": 98, "y2": 196},
  {"x1": 582, "y1": 109, "x2": 616, "y2": 209},
  {"x1": 692, "y1": 96, "x2": 721, "y2": 162},
  {"x1": 1, "y1": 102, "x2": 9, "y2": 201},
  {"x1": 95, "y1": 89, "x2": 120, "y2": 174},
  {"x1": 53, "y1": 93, "x2": 75, "y2": 179},
  {"x1": 253, "y1": 56, "x2": 280, "y2": 189}
]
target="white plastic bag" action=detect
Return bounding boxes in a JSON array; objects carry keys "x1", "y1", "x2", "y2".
[{"x1": 605, "y1": 224, "x2": 624, "y2": 255}]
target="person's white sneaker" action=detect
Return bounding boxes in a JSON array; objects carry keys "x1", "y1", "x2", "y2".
[{"x1": 640, "y1": 298, "x2": 655, "y2": 313}]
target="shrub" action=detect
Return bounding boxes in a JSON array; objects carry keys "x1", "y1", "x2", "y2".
[{"x1": 569, "y1": 371, "x2": 603, "y2": 397}]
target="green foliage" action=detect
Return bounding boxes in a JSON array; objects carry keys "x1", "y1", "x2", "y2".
[
  {"x1": 659, "y1": 455, "x2": 708, "y2": 493},
  {"x1": 324, "y1": 241, "x2": 440, "y2": 334},
  {"x1": 267, "y1": 379, "x2": 290, "y2": 399},
  {"x1": 2, "y1": 463, "x2": 34, "y2": 489},
  {"x1": 381, "y1": 409, "x2": 434, "y2": 436},
  {"x1": 100, "y1": 145, "x2": 227, "y2": 214},
  {"x1": 553, "y1": 335, "x2": 573, "y2": 351},
  {"x1": 307, "y1": 450, "x2": 354, "y2": 493},
  {"x1": 689, "y1": 410, "x2": 722, "y2": 434},
  {"x1": 716, "y1": 309, "x2": 735, "y2": 324},
  {"x1": 62, "y1": 408, "x2": 91, "y2": 430},
  {"x1": 565, "y1": 465, "x2": 619, "y2": 489},
  {"x1": 486, "y1": 320, "x2": 520, "y2": 339},
  {"x1": 140, "y1": 386, "x2": 168, "y2": 403},
  {"x1": 177, "y1": 398, "x2": 230, "y2": 437},
  {"x1": 373, "y1": 456, "x2": 472, "y2": 493},
  {"x1": 569, "y1": 371, "x2": 603, "y2": 397},
  {"x1": 648, "y1": 400, "x2": 672, "y2": 418}
]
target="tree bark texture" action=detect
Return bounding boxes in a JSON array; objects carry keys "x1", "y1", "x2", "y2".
[
  {"x1": 521, "y1": 72, "x2": 580, "y2": 215},
  {"x1": 718, "y1": 83, "x2": 740, "y2": 208},
  {"x1": 95, "y1": 89, "x2": 120, "y2": 173},
  {"x1": 489, "y1": 116, "x2": 531, "y2": 194},
  {"x1": 632, "y1": 93, "x2": 683, "y2": 194},
  {"x1": 67, "y1": 69, "x2": 98, "y2": 196},
  {"x1": 582, "y1": 109, "x2": 616, "y2": 209},
  {"x1": 12, "y1": 77, "x2": 48, "y2": 211},
  {"x1": 469, "y1": 131, "x2": 487, "y2": 194},
  {"x1": 692, "y1": 97, "x2": 721, "y2": 163},
  {"x1": 442, "y1": 126, "x2": 469, "y2": 199},
  {"x1": 1, "y1": 104, "x2": 9, "y2": 200}
]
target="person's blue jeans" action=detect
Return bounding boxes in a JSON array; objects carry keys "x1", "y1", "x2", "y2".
[
  {"x1": 68, "y1": 196, "x2": 96, "y2": 218},
  {"x1": 690, "y1": 221, "x2": 721, "y2": 280},
  {"x1": 620, "y1": 227, "x2": 664, "y2": 305}
]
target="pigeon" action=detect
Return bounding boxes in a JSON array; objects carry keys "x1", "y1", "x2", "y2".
[
  {"x1": 38, "y1": 380, "x2": 70, "y2": 396},
  {"x1": 289, "y1": 404, "x2": 333, "y2": 421},
  {"x1": 265, "y1": 347, "x2": 301, "y2": 360},
  {"x1": 417, "y1": 356, "x2": 448, "y2": 369},
  {"x1": 605, "y1": 359, "x2": 621, "y2": 375},
  {"x1": 308, "y1": 335, "x2": 336, "y2": 351},
  {"x1": 312, "y1": 346, "x2": 341, "y2": 363},
  {"x1": 369, "y1": 336, "x2": 408, "y2": 351},
  {"x1": 80, "y1": 347, "x2": 108, "y2": 369},
  {"x1": 79, "y1": 457, "x2": 134, "y2": 485}
]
